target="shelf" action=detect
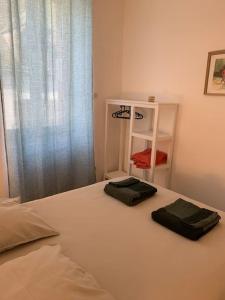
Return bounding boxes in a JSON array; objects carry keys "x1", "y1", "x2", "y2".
[
  {"x1": 106, "y1": 99, "x2": 178, "y2": 108},
  {"x1": 104, "y1": 170, "x2": 127, "y2": 180},
  {"x1": 105, "y1": 164, "x2": 170, "y2": 180},
  {"x1": 129, "y1": 160, "x2": 170, "y2": 170},
  {"x1": 132, "y1": 130, "x2": 172, "y2": 142},
  {"x1": 155, "y1": 163, "x2": 170, "y2": 170}
]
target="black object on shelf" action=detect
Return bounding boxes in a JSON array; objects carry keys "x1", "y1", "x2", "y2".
[{"x1": 112, "y1": 105, "x2": 143, "y2": 120}]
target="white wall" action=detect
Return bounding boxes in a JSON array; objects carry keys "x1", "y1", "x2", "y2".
[
  {"x1": 121, "y1": 0, "x2": 225, "y2": 210},
  {"x1": 93, "y1": 0, "x2": 124, "y2": 181}
]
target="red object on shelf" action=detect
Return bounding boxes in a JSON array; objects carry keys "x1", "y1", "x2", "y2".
[{"x1": 131, "y1": 148, "x2": 167, "y2": 169}]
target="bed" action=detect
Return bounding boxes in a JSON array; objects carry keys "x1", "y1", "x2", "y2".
[{"x1": 1, "y1": 177, "x2": 225, "y2": 300}]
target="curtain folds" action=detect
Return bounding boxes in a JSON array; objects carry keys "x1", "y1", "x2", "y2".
[{"x1": 0, "y1": 0, "x2": 95, "y2": 202}]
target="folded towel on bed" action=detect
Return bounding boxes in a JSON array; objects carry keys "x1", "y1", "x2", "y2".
[
  {"x1": 104, "y1": 177, "x2": 157, "y2": 206},
  {"x1": 108, "y1": 177, "x2": 140, "y2": 188},
  {"x1": 151, "y1": 199, "x2": 221, "y2": 240}
]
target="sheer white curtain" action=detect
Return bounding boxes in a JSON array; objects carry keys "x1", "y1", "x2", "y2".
[{"x1": 0, "y1": 0, "x2": 95, "y2": 202}]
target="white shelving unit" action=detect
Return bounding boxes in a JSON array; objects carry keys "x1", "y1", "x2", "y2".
[{"x1": 104, "y1": 99, "x2": 178, "y2": 187}]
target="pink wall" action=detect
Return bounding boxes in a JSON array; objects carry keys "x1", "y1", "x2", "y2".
[
  {"x1": 121, "y1": 0, "x2": 225, "y2": 210},
  {"x1": 93, "y1": 0, "x2": 124, "y2": 181}
]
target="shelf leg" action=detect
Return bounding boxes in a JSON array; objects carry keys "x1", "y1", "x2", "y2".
[
  {"x1": 149, "y1": 106, "x2": 159, "y2": 182},
  {"x1": 127, "y1": 107, "x2": 134, "y2": 175},
  {"x1": 104, "y1": 103, "x2": 109, "y2": 179},
  {"x1": 119, "y1": 119, "x2": 125, "y2": 171}
]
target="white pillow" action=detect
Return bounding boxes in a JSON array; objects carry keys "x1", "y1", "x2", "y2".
[
  {"x1": 0, "y1": 245, "x2": 115, "y2": 300},
  {"x1": 0, "y1": 205, "x2": 58, "y2": 253}
]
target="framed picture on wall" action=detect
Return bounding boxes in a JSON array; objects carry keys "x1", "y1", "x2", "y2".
[{"x1": 204, "y1": 49, "x2": 225, "y2": 95}]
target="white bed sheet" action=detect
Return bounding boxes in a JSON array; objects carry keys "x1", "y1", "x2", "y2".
[{"x1": 0, "y1": 178, "x2": 225, "y2": 300}]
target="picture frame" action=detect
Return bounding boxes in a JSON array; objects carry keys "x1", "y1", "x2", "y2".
[{"x1": 204, "y1": 50, "x2": 225, "y2": 96}]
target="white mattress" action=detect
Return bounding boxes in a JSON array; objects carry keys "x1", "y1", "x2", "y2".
[{"x1": 0, "y1": 178, "x2": 225, "y2": 300}]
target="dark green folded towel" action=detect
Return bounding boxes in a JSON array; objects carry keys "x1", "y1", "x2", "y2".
[
  {"x1": 152, "y1": 199, "x2": 221, "y2": 240},
  {"x1": 104, "y1": 177, "x2": 157, "y2": 206},
  {"x1": 109, "y1": 177, "x2": 140, "y2": 188}
]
